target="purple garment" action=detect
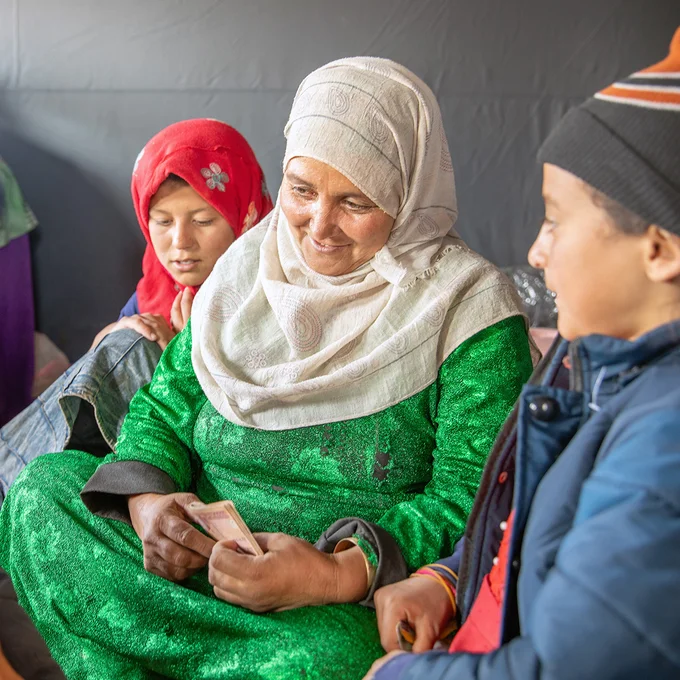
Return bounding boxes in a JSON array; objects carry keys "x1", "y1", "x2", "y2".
[
  {"x1": 0, "y1": 235, "x2": 34, "y2": 426},
  {"x1": 118, "y1": 291, "x2": 139, "y2": 320}
]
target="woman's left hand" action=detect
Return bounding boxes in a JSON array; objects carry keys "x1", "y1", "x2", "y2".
[{"x1": 208, "y1": 532, "x2": 368, "y2": 612}]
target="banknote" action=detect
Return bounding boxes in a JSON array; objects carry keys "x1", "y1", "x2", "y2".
[{"x1": 186, "y1": 500, "x2": 264, "y2": 556}]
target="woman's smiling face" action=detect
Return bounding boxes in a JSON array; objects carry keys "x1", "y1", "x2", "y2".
[{"x1": 280, "y1": 157, "x2": 395, "y2": 276}]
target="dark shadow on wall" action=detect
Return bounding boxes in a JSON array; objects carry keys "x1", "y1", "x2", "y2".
[{"x1": 0, "y1": 106, "x2": 143, "y2": 361}]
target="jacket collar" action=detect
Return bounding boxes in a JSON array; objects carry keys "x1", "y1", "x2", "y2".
[{"x1": 565, "y1": 319, "x2": 680, "y2": 399}]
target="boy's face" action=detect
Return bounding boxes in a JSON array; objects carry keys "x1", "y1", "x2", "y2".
[{"x1": 528, "y1": 164, "x2": 648, "y2": 341}]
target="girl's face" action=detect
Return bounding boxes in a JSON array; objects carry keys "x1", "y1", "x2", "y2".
[
  {"x1": 280, "y1": 157, "x2": 395, "y2": 276},
  {"x1": 528, "y1": 163, "x2": 649, "y2": 341},
  {"x1": 148, "y1": 182, "x2": 234, "y2": 287}
]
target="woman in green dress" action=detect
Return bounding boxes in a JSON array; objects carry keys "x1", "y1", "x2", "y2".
[{"x1": 0, "y1": 58, "x2": 534, "y2": 680}]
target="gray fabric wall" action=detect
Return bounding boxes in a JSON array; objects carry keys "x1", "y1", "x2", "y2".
[{"x1": 1, "y1": 0, "x2": 678, "y2": 358}]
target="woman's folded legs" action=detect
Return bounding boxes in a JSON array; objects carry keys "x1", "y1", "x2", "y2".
[{"x1": 0, "y1": 451, "x2": 384, "y2": 680}]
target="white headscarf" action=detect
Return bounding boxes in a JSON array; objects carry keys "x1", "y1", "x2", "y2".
[{"x1": 191, "y1": 57, "x2": 526, "y2": 430}]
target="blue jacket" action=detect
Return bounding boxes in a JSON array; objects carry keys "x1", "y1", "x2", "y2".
[{"x1": 378, "y1": 321, "x2": 680, "y2": 679}]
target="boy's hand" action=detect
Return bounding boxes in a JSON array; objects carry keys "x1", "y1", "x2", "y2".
[{"x1": 374, "y1": 575, "x2": 455, "y2": 652}]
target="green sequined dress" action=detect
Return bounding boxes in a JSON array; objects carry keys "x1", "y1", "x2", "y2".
[{"x1": 0, "y1": 316, "x2": 532, "y2": 680}]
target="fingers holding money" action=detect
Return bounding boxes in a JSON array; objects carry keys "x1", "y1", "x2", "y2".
[
  {"x1": 128, "y1": 492, "x2": 216, "y2": 582},
  {"x1": 157, "y1": 514, "x2": 216, "y2": 559},
  {"x1": 147, "y1": 515, "x2": 215, "y2": 582}
]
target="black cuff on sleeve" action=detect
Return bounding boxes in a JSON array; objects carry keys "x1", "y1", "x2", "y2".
[
  {"x1": 315, "y1": 517, "x2": 409, "y2": 608},
  {"x1": 80, "y1": 460, "x2": 176, "y2": 523}
]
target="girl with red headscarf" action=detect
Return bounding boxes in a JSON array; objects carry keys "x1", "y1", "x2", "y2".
[
  {"x1": 0, "y1": 119, "x2": 272, "y2": 497},
  {"x1": 92, "y1": 118, "x2": 273, "y2": 349}
]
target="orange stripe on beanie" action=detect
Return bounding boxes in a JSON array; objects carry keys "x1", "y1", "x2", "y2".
[
  {"x1": 596, "y1": 86, "x2": 680, "y2": 111},
  {"x1": 596, "y1": 27, "x2": 680, "y2": 112}
]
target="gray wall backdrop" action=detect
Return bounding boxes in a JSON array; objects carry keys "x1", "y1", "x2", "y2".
[{"x1": 1, "y1": 0, "x2": 678, "y2": 358}]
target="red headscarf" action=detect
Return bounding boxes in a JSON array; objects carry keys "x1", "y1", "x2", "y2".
[{"x1": 131, "y1": 118, "x2": 273, "y2": 322}]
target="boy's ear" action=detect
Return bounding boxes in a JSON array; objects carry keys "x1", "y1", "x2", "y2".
[{"x1": 644, "y1": 226, "x2": 680, "y2": 283}]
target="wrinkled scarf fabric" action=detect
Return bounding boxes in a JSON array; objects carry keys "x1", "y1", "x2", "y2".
[
  {"x1": 192, "y1": 58, "x2": 526, "y2": 430},
  {"x1": 131, "y1": 119, "x2": 273, "y2": 323}
]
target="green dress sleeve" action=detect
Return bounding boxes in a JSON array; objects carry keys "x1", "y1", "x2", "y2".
[
  {"x1": 108, "y1": 319, "x2": 206, "y2": 491},
  {"x1": 375, "y1": 314, "x2": 533, "y2": 570}
]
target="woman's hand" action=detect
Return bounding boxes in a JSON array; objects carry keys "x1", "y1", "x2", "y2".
[
  {"x1": 91, "y1": 313, "x2": 176, "y2": 351},
  {"x1": 128, "y1": 492, "x2": 216, "y2": 582},
  {"x1": 208, "y1": 533, "x2": 368, "y2": 612},
  {"x1": 170, "y1": 288, "x2": 194, "y2": 334},
  {"x1": 374, "y1": 575, "x2": 454, "y2": 652}
]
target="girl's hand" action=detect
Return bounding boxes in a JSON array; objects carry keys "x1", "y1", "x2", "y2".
[
  {"x1": 91, "y1": 313, "x2": 176, "y2": 350},
  {"x1": 170, "y1": 288, "x2": 194, "y2": 334}
]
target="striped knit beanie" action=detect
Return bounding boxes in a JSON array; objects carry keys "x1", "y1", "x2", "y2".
[{"x1": 538, "y1": 27, "x2": 680, "y2": 234}]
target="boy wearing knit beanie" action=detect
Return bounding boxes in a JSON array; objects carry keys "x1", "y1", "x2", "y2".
[
  {"x1": 532, "y1": 27, "x2": 680, "y2": 342},
  {"x1": 368, "y1": 28, "x2": 680, "y2": 680}
]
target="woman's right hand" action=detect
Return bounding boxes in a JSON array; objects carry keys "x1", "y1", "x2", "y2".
[
  {"x1": 374, "y1": 575, "x2": 455, "y2": 653},
  {"x1": 128, "y1": 492, "x2": 216, "y2": 582},
  {"x1": 90, "y1": 313, "x2": 176, "y2": 351}
]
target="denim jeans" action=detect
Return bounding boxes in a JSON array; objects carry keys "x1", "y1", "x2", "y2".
[{"x1": 0, "y1": 330, "x2": 161, "y2": 503}]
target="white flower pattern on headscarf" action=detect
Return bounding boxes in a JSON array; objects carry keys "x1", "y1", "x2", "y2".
[
  {"x1": 201, "y1": 163, "x2": 229, "y2": 192},
  {"x1": 245, "y1": 349, "x2": 267, "y2": 369}
]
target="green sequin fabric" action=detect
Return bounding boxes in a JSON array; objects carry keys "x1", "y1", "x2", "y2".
[{"x1": 0, "y1": 316, "x2": 532, "y2": 679}]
